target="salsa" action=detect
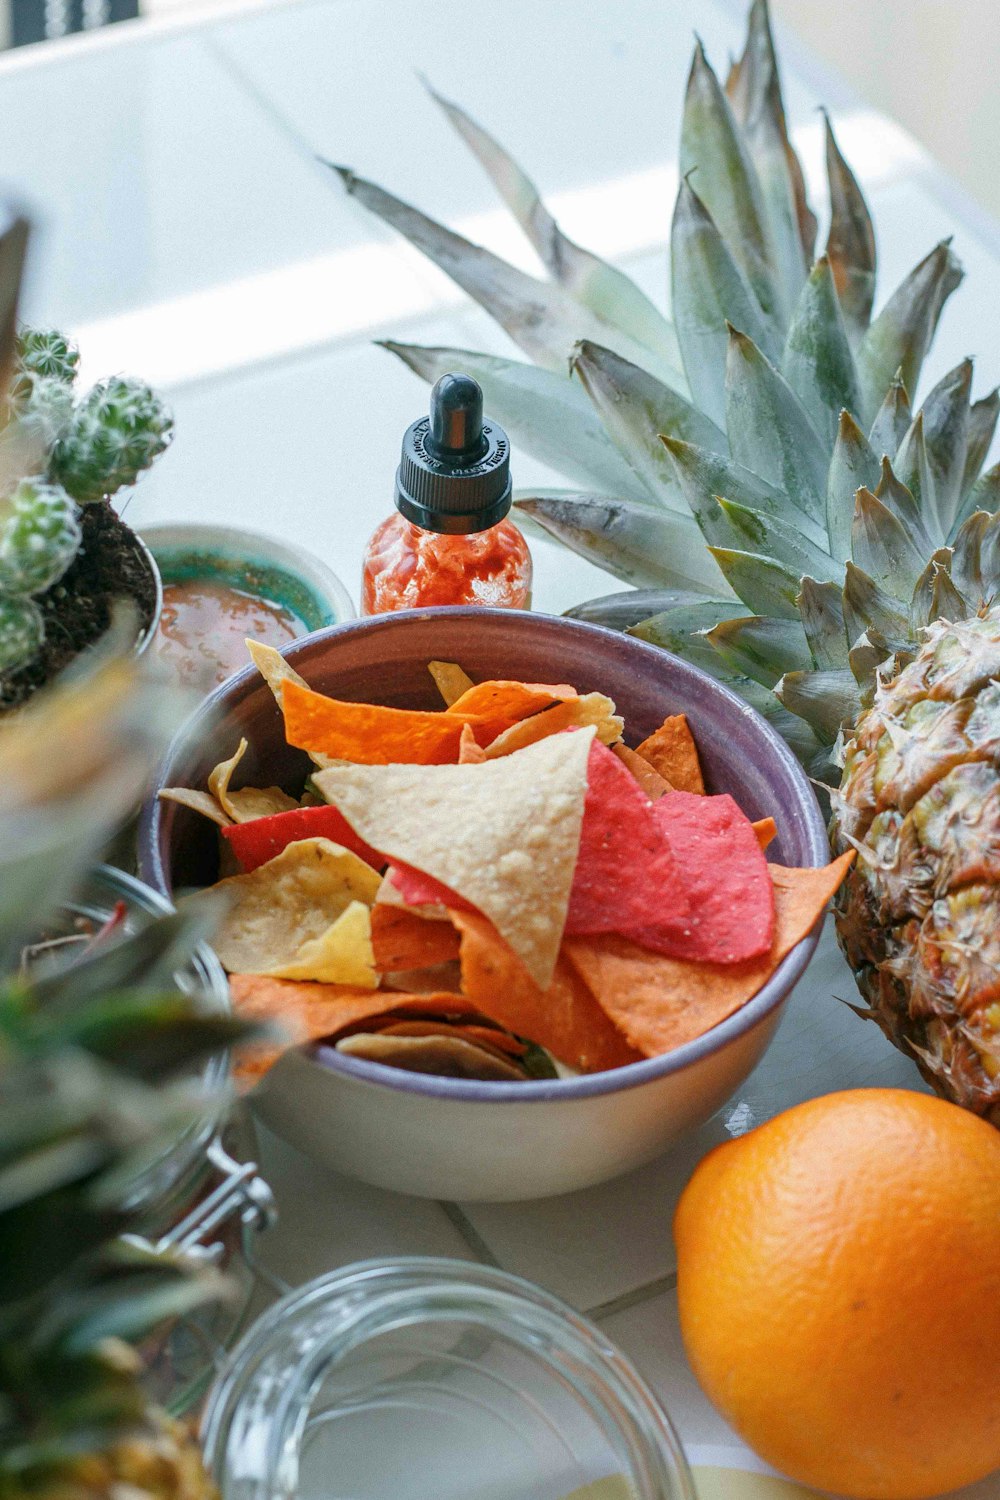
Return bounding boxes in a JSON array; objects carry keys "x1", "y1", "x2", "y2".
[{"x1": 157, "y1": 580, "x2": 302, "y2": 688}]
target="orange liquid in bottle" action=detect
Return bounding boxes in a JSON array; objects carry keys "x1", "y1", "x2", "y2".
[{"x1": 362, "y1": 513, "x2": 532, "y2": 614}]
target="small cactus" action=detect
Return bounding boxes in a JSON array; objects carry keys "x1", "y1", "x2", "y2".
[
  {"x1": 0, "y1": 477, "x2": 81, "y2": 596},
  {"x1": 14, "y1": 327, "x2": 79, "y2": 388},
  {"x1": 52, "y1": 376, "x2": 173, "y2": 503},
  {"x1": 0, "y1": 592, "x2": 44, "y2": 673}
]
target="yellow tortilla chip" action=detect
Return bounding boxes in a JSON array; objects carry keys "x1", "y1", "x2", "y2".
[
  {"x1": 246, "y1": 640, "x2": 334, "y2": 769},
  {"x1": 313, "y1": 727, "x2": 595, "y2": 988},
  {"x1": 158, "y1": 786, "x2": 232, "y2": 827},
  {"x1": 563, "y1": 854, "x2": 854, "y2": 1058},
  {"x1": 428, "y1": 660, "x2": 475, "y2": 707},
  {"x1": 484, "y1": 694, "x2": 623, "y2": 758},
  {"x1": 190, "y1": 836, "x2": 381, "y2": 975},
  {"x1": 208, "y1": 738, "x2": 298, "y2": 823},
  {"x1": 265, "y1": 899, "x2": 377, "y2": 987},
  {"x1": 636, "y1": 715, "x2": 705, "y2": 794}
]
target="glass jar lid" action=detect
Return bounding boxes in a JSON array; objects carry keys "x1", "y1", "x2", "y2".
[{"x1": 202, "y1": 1258, "x2": 695, "y2": 1500}]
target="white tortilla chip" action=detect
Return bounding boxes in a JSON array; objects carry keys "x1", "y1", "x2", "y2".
[
  {"x1": 313, "y1": 727, "x2": 595, "y2": 988},
  {"x1": 158, "y1": 787, "x2": 232, "y2": 828}
]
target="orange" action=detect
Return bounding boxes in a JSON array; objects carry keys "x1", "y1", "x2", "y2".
[{"x1": 673, "y1": 1089, "x2": 1000, "y2": 1499}]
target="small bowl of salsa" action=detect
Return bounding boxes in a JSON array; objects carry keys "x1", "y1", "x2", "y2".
[{"x1": 139, "y1": 524, "x2": 354, "y2": 691}]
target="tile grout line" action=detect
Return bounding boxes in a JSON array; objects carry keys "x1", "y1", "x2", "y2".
[
  {"x1": 585, "y1": 1269, "x2": 678, "y2": 1322},
  {"x1": 437, "y1": 1202, "x2": 503, "y2": 1267}
]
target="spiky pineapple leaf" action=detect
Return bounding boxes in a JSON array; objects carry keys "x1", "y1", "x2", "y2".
[
  {"x1": 725, "y1": 326, "x2": 827, "y2": 526},
  {"x1": 797, "y1": 576, "x2": 849, "y2": 669},
  {"x1": 514, "y1": 491, "x2": 731, "y2": 592},
  {"x1": 774, "y1": 667, "x2": 861, "y2": 743},
  {"x1": 328, "y1": 166, "x2": 682, "y2": 386},
  {"x1": 424, "y1": 82, "x2": 685, "y2": 376},
  {"x1": 571, "y1": 340, "x2": 725, "y2": 508},
  {"x1": 949, "y1": 509, "x2": 990, "y2": 601},
  {"x1": 680, "y1": 41, "x2": 779, "y2": 325},
  {"x1": 707, "y1": 546, "x2": 800, "y2": 618},
  {"x1": 978, "y1": 511, "x2": 1000, "y2": 599},
  {"x1": 726, "y1": 0, "x2": 815, "y2": 301},
  {"x1": 705, "y1": 614, "x2": 811, "y2": 687},
  {"x1": 856, "y1": 239, "x2": 963, "y2": 426},
  {"x1": 714, "y1": 496, "x2": 839, "y2": 582},
  {"x1": 782, "y1": 256, "x2": 860, "y2": 450},
  {"x1": 663, "y1": 434, "x2": 824, "y2": 542},
  {"x1": 842, "y1": 560, "x2": 910, "y2": 649},
  {"x1": 628, "y1": 600, "x2": 751, "y2": 670},
  {"x1": 868, "y1": 370, "x2": 912, "y2": 461},
  {"x1": 380, "y1": 342, "x2": 651, "y2": 503},
  {"x1": 909, "y1": 549, "x2": 958, "y2": 628},
  {"x1": 851, "y1": 487, "x2": 926, "y2": 599},
  {"x1": 826, "y1": 409, "x2": 880, "y2": 560},
  {"x1": 670, "y1": 178, "x2": 777, "y2": 429},
  {"x1": 564, "y1": 588, "x2": 733, "y2": 632},
  {"x1": 893, "y1": 410, "x2": 937, "y2": 537},
  {"x1": 872, "y1": 455, "x2": 934, "y2": 555},
  {"x1": 823, "y1": 111, "x2": 876, "y2": 343},
  {"x1": 921, "y1": 358, "x2": 972, "y2": 537},
  {"x1": 959, "y1": 388, "x2": 999, "y2": 511}
]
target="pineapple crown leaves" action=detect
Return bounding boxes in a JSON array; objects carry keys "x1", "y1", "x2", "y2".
[{"x1": 329, "y1": 0, "x2": 1000, "y2": 781}]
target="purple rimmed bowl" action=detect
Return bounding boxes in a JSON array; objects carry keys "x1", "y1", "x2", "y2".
[{"x1": 138, "y1": 608, "x2": 827, "y2": 1202}]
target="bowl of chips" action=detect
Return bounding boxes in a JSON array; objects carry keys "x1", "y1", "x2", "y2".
[{"x1": 139, "y1": 608, "x2": 847, "y2": 1201}]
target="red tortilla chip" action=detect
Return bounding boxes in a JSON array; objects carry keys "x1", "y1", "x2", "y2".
[
  {"x1": 637, "y1": 715, "x2": 705, "y2": 794},
  {"x1": 282, "y1": 680, "x2": 474, "y2": 765},
  {"x1": 370, "y1": 903, "x2": 461, "y2": 972},
  {"x1": 563, "y1": 854, "x2": 854, "y2": 1058},
  {"x1": 221, "y1": 803, "x2": 383, "y2": 872},
  {"x1": 446, "y1": 679, "x2": 574, "y2": 723},
  {"x1": 566, "y1": 739, "x2": 694, "y2": 946},
  {"x1": 612, "y1": 742, "x2": 673, "y2": 798},
  {"x1": 453, "y1": 909, "x2": 640, "y2": 1073},
  {"x1": 753, "y1": 817, "x2": 777, "y2": 852}
]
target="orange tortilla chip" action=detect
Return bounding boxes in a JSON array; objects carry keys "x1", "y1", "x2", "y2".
[
  {"x1": 637, "y1": 715, "x2": 705, "y2": 794},
  {"x1": 452, "y1": 909, "x2": 640, "y2": 1073},
  {"x1": 563, "y1": 853, "x2": 854, "y2": 1058},
  {"x1": 282, "y1": 679, "x2": 472, "y2": 765},
  {"x1": 229, "y1": 973, "x2": 477, "y2": 1084},
  {"x1": 446, "y1": 679, "x2": 575, "y2": 724},
  {"x1": 370, "y1": 903, "x2": 461, "y2": 972},
  {"x1": 753, "y1": 817, "x2": 778, "y2": 852},
  {"x1": 458, "y1": 723, "x2": 486, "y2": 764},
  {"x1": 612, "y1": 742, "x2": 673, "y2": 799}
]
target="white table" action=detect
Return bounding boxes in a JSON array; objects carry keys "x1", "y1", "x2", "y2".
[{"x1": 5, "y1": 2, "x2": 998, "y2": 1492}]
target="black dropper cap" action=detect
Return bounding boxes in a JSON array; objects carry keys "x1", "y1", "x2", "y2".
[{"x1": 395, "y1": 373, "x2": 512, "y2": 534}]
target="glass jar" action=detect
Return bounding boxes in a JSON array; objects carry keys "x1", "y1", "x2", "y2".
[
  {"x1": 202, "y1": 1259, "x2": 695, "y2": 1500},
  {"x1": 35, "y1": 864, "x2": 278, "y2": 1414}
]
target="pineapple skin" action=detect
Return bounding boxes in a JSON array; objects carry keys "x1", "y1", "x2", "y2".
[
  {"x1": 12, "y1": 1414, "x2": 218, "y2": 1500},
  {"x1": 830, "y1": 613, "x2": 1000, "y2": 1124}
]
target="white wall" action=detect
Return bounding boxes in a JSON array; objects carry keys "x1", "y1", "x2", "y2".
[{"x1": 773, "y1": 0, "x2": 1000, "y2": 220}]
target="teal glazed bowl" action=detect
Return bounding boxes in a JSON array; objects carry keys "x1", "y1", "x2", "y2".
[
  {"x1": 138, "y1": 608, "x2": 828, "y2": 1201},
  {"x1": 139, "y1": 523, "x2": 355, "y2": 635}
]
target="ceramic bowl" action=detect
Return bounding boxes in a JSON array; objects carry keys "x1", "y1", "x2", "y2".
[
  {"x1": 138, "y1": 523, "x2": 355, "y2": 634},
  {"x1": 138, "y1": 609, "x2": 828, "y2": 1202}
]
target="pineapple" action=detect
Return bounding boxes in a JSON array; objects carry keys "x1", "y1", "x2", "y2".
[
  {"x1": 0, "y1": 656, "x2": 249, "y2": 1499},
  {"x1": 328, "y1": 0, "x2": 1000, "y2": 1117},
  {"x1": 831, "y1": 614, "x2": 1000, "y2": 1122}
]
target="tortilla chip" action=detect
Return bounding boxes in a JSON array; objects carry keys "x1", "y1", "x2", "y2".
[
  {"x1": 158, "y1": 786, "x2": 232, "y2": 828},
  {"x1": 265, "y1": 899, "x2": 377, "y2": 987},
  {"x1": 228, "y1": 973, "x2": 477, "y2": 1084},
  {"x1": 753, "y1": 817, "x2": 777, "y2": 852},
  {"x1": 191, "y1": 836, "x2": 381, "y2": 975},
  {"x1": 246, "y1": 640, "x2": 334, "y2": 769},
  {"x1": 649, "y1": 790, "x2": 774, "y2": 963},
  {"x1": 221, "y1": 803, "x2": 383, "y2": 873},
  {"x1": 381, "y1": 961, "x2": 463, "y2": 994},
  {"x1": 428, "y1": 660, "x2": 475, "y2": 707},
  {"x1": 458, "y1": 723, "x2": 486, "y2": 764},
  {"x1": 446, "y1": 679, "x2": 575, "y2": 722},
  {"x1": 207, "y1": 738, "x2": 298, "y2": 823},
  {"x1": 636, "y1": 715, "x2": 705, "y2": 794},
  {"x1": 283, "y1": 680, "x2": 473, "y2": 765},
  {"x1": 566, "y1": 740, "x2": 693, "y2": 947},
  {"x1": 484, "y1": 694, "x2": 624, "y2": 757},
  {"x1": 314, "y1": 728, "x2": 595, "y2": 988},
  {"x1": 611, "y1": 742, "x2": 673, "y2": 799},
  {"x1": 336, "y1": 1031, "x2": 527, "y2": 1081},
  {"x1": 371, "y1": 1020, "x2": 527, "y2": 1057},
  {"x1": 453, "y1": 909, "x2": 640, "y2": 1072},
  {"x1": 563, "y1": 853, "x2": 854, "y2": 1058},
  {"x1": 370, "y1": 903, "x2": 461, "y2": 972}
]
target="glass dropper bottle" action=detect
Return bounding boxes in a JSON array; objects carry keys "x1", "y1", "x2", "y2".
[{"x1": 362, "y1": 372, "x2": 532, "y2": 614}]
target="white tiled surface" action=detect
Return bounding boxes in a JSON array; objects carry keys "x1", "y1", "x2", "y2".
[{"x1": 3, "y1": 1, "x2": 999, "y2": 1491}]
